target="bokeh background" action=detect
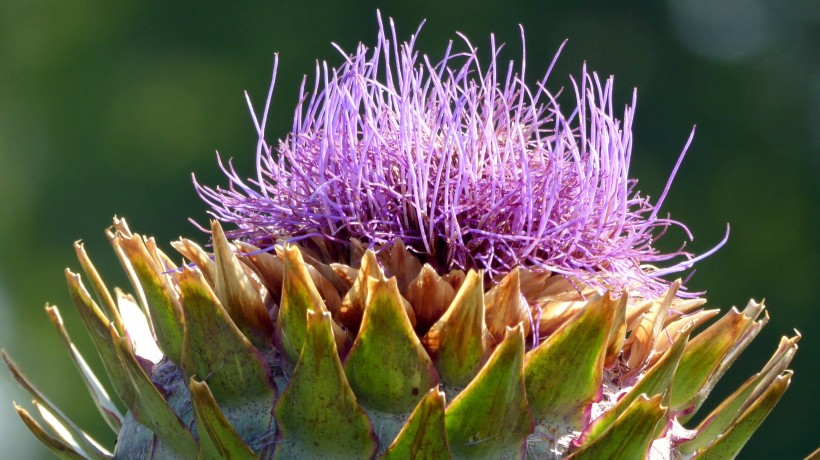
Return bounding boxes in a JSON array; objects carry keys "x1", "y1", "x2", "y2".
[{"x1": 1, "y1": 1, "x2": 817, "y2": 458}]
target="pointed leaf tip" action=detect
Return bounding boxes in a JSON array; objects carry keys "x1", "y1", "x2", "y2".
[
  {"x1": 274, "y1": 310, "x2": 377, "y2": 459},
  {"x1": 64, "y1": 269, "x2": 136, "y2": 408},
  {"x1": 445, "y1": 324, "x2": 533, "y2": 460},
  {"x1": 344, "y1": 276, "x2": 437, "y2": 413},
  {"x1": 233, "y1": 240, "x2": 284, "y2": 302},
  {"x1": 382, "y1": 388, "x2": 451, "y2": 460},
  {"x1": 422, "y1": 270, "x2": 491, "y2": 387},
  {"x1": 405, "y1": 264, "x2": 456, "y2": 335},
  {"x1": 625, "y1": 281, "x2": 679, "y2": 371},
  {"x1": 277, "y1": 243, "x2": 349, "y2": 363},
  {"x1": 113, "y1": 327, "x2": 197, "y2": 459},
  {"x1": 45, "y1": 305, "x2": 123, "y2": 432},
  {"x1": 671, "y1": 301, "x2": 765, "y2": 413},
  {"x1": 693, "y1": 371, "x2": 791, "y2": 459},
  {"x1": 211, "y1": 220, "x2": 274, "y2": 348},
  {"x1": 604, "y1": 293, "x2": 628, "y2": 369},
  {"x1": 172, "y1": 237, "x2": 217, "y2": 287},
  {"x1": 179, "y1": 267, "x2": 275, "y2": 440},
  {"x1": 381, "y1": 238, "x2": 423, "y2": 294},
  {"x1": 74, "y1": 241, "x2": 124, "y2": 337},
  {"x1": 339, "y1": 249, "x2": 384, "y2": 331},
  {"x1": 30, "y1": 400, "x2": 112, "y2": 460},
  {"x1": 583, "y1": 321, "x2": 692, "y2": 445},
  {"x1": 2, "y1": 351, "x2": 110, "y2": 459},
  {"x1": 680, "y1": 334, "x2": 799, "y2": 455},
  {"x1": 114, "y1": 231, "x2": 185, "y2": 364},
  {"x1": 525, "y1": 293, "x2": 616, "y2": 430},
  {"x1": 484, "y1": 268, "x2": 531, "y2": 342},
  {"x1": 568, "y1": 394, "x2": 666, "y2": 460},
  {"x1": 14, "y1": 403, "x2": 88, "y2": 460},
  {"x1": 189, "y1": 379, "x2": 257, "y2": 460}
]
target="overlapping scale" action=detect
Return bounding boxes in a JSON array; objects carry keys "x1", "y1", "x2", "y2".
[{"x1": 2, "y1": 219, "x2": 799, "y2": 459}]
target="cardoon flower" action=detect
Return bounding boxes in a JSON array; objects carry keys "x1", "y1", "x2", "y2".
[
  {"x1": 195, "y1": 19, "x2": 726, "y2": 300},
  {"x1": 4, "y1": 15, "x2": 796, "y2": 460}
]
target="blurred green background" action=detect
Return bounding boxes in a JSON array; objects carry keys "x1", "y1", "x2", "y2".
[{"x1": 0, "y1": 1, "x2": 817, "y2": 458}]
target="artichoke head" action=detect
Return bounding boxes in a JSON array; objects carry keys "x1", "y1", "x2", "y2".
[{"x1": 3, "y1": 218, "x2": 797, "y2": 459}]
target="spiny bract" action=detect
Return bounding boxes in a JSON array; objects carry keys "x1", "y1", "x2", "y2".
[{"x1": 4, "y1": 15, "x2": 797, "y2": 460}]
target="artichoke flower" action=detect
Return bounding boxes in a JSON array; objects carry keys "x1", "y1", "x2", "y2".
[{"x1": 3, "y1": 15, "x2": 799, "y2": 460}]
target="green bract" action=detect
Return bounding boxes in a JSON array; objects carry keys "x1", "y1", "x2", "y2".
[{"x1": 2, "y1": 219, "x2": 797, "y2": 459}]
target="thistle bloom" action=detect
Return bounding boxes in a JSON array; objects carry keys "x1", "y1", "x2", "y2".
[
  {"x1": 196, "y1": 17, "x2": 726, "y2": 298},
  {"x1": 3, "y1": 15, "x2": 795, "y2": 460}
]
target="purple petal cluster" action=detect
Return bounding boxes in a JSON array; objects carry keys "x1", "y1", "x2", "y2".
[{"x1": 195, "y1": 16, "x2": 726, "y2": 297}]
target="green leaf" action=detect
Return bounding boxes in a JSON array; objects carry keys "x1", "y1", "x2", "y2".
[
  {"x1": 671, "y1": 301, "x2": 765, "y2": 412},
  {"x1": 274, "y1": 310, "x2": 377, "y2": 459},
  {"x1": 45, "y1": 305, "x2": 123, "y2": 432},
  {"x1": 567, "y1": 394, "x2": 666, "y2": 460},
  {"x1": 582, "y1": 322, "x2": 691, "y2": 445},
  {"x1": 694, "y1": 371, "x2": 791, "y2": 459},
  {"x1": 3, "y1": 352, "x2": 112, "y2": 459},
  {"x1": 112, "y1": 328, "x2": 197, "y2": 459},
  {"x1": 445, "y1": 325, "x2": 533, "y2": 460},
  {"x1": 171, "y1": 238, "x2": 217, "y2": 287},
  {"x1": 65, "y1": 269, "x2": 135, "y2": 408},
  {"x1": 30, "y1": 400, "x2": 112, "y2": 459},
  {"x1": 679, "y1": 334, "x2": 798, "y2": 455},
  {"x1": 682, "y1": 300, "x2": 767, "y2": 418},
  {"x1": 524, "y1": 293, "x2": 617, "y2": 430},
  {"x1": 277, "y1": 244, "x2": 348, "y2": 363},
  {"x1": 624, "y1": 281, "x2": 679, "y2": 371},
  {"x1": 13, "y1": 403, "x2": 88, "y2": 460},
  {"x1": 421, "y1": 270, "x2": 491, "y2": 387},
  {"x1": 179, "y1": 267, "x2": 276, "y2": 442},
  {"x1": 210, "y1": 220, "x2": 274, "y2": 348},
  {"x1": 189, "y1": 379, "x2": 257, "y2": 460},
  {"x1": 381, "y1": 388, "x2": 451, "y2": 460},
  {"x1": 114, "y1": 230, "x2": 185, "y2": 364},
  {"x1": 648, "y1": 309, "x2": 719, "y2": 366},
  {"x1": 344, "y1": 276, "x2": 438, "y2": 413},
  {"x1": 74, "y1": 241, "x2": 125, "y2": 337}
]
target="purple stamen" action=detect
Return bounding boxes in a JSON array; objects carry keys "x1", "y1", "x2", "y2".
[{"x1": 194, "y1": 14, "x2": 726, "y2": 298}]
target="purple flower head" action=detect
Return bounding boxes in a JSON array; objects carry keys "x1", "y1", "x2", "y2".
[{"x1": 195, "y1": 15, "x2": 727, "y2": 298}]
